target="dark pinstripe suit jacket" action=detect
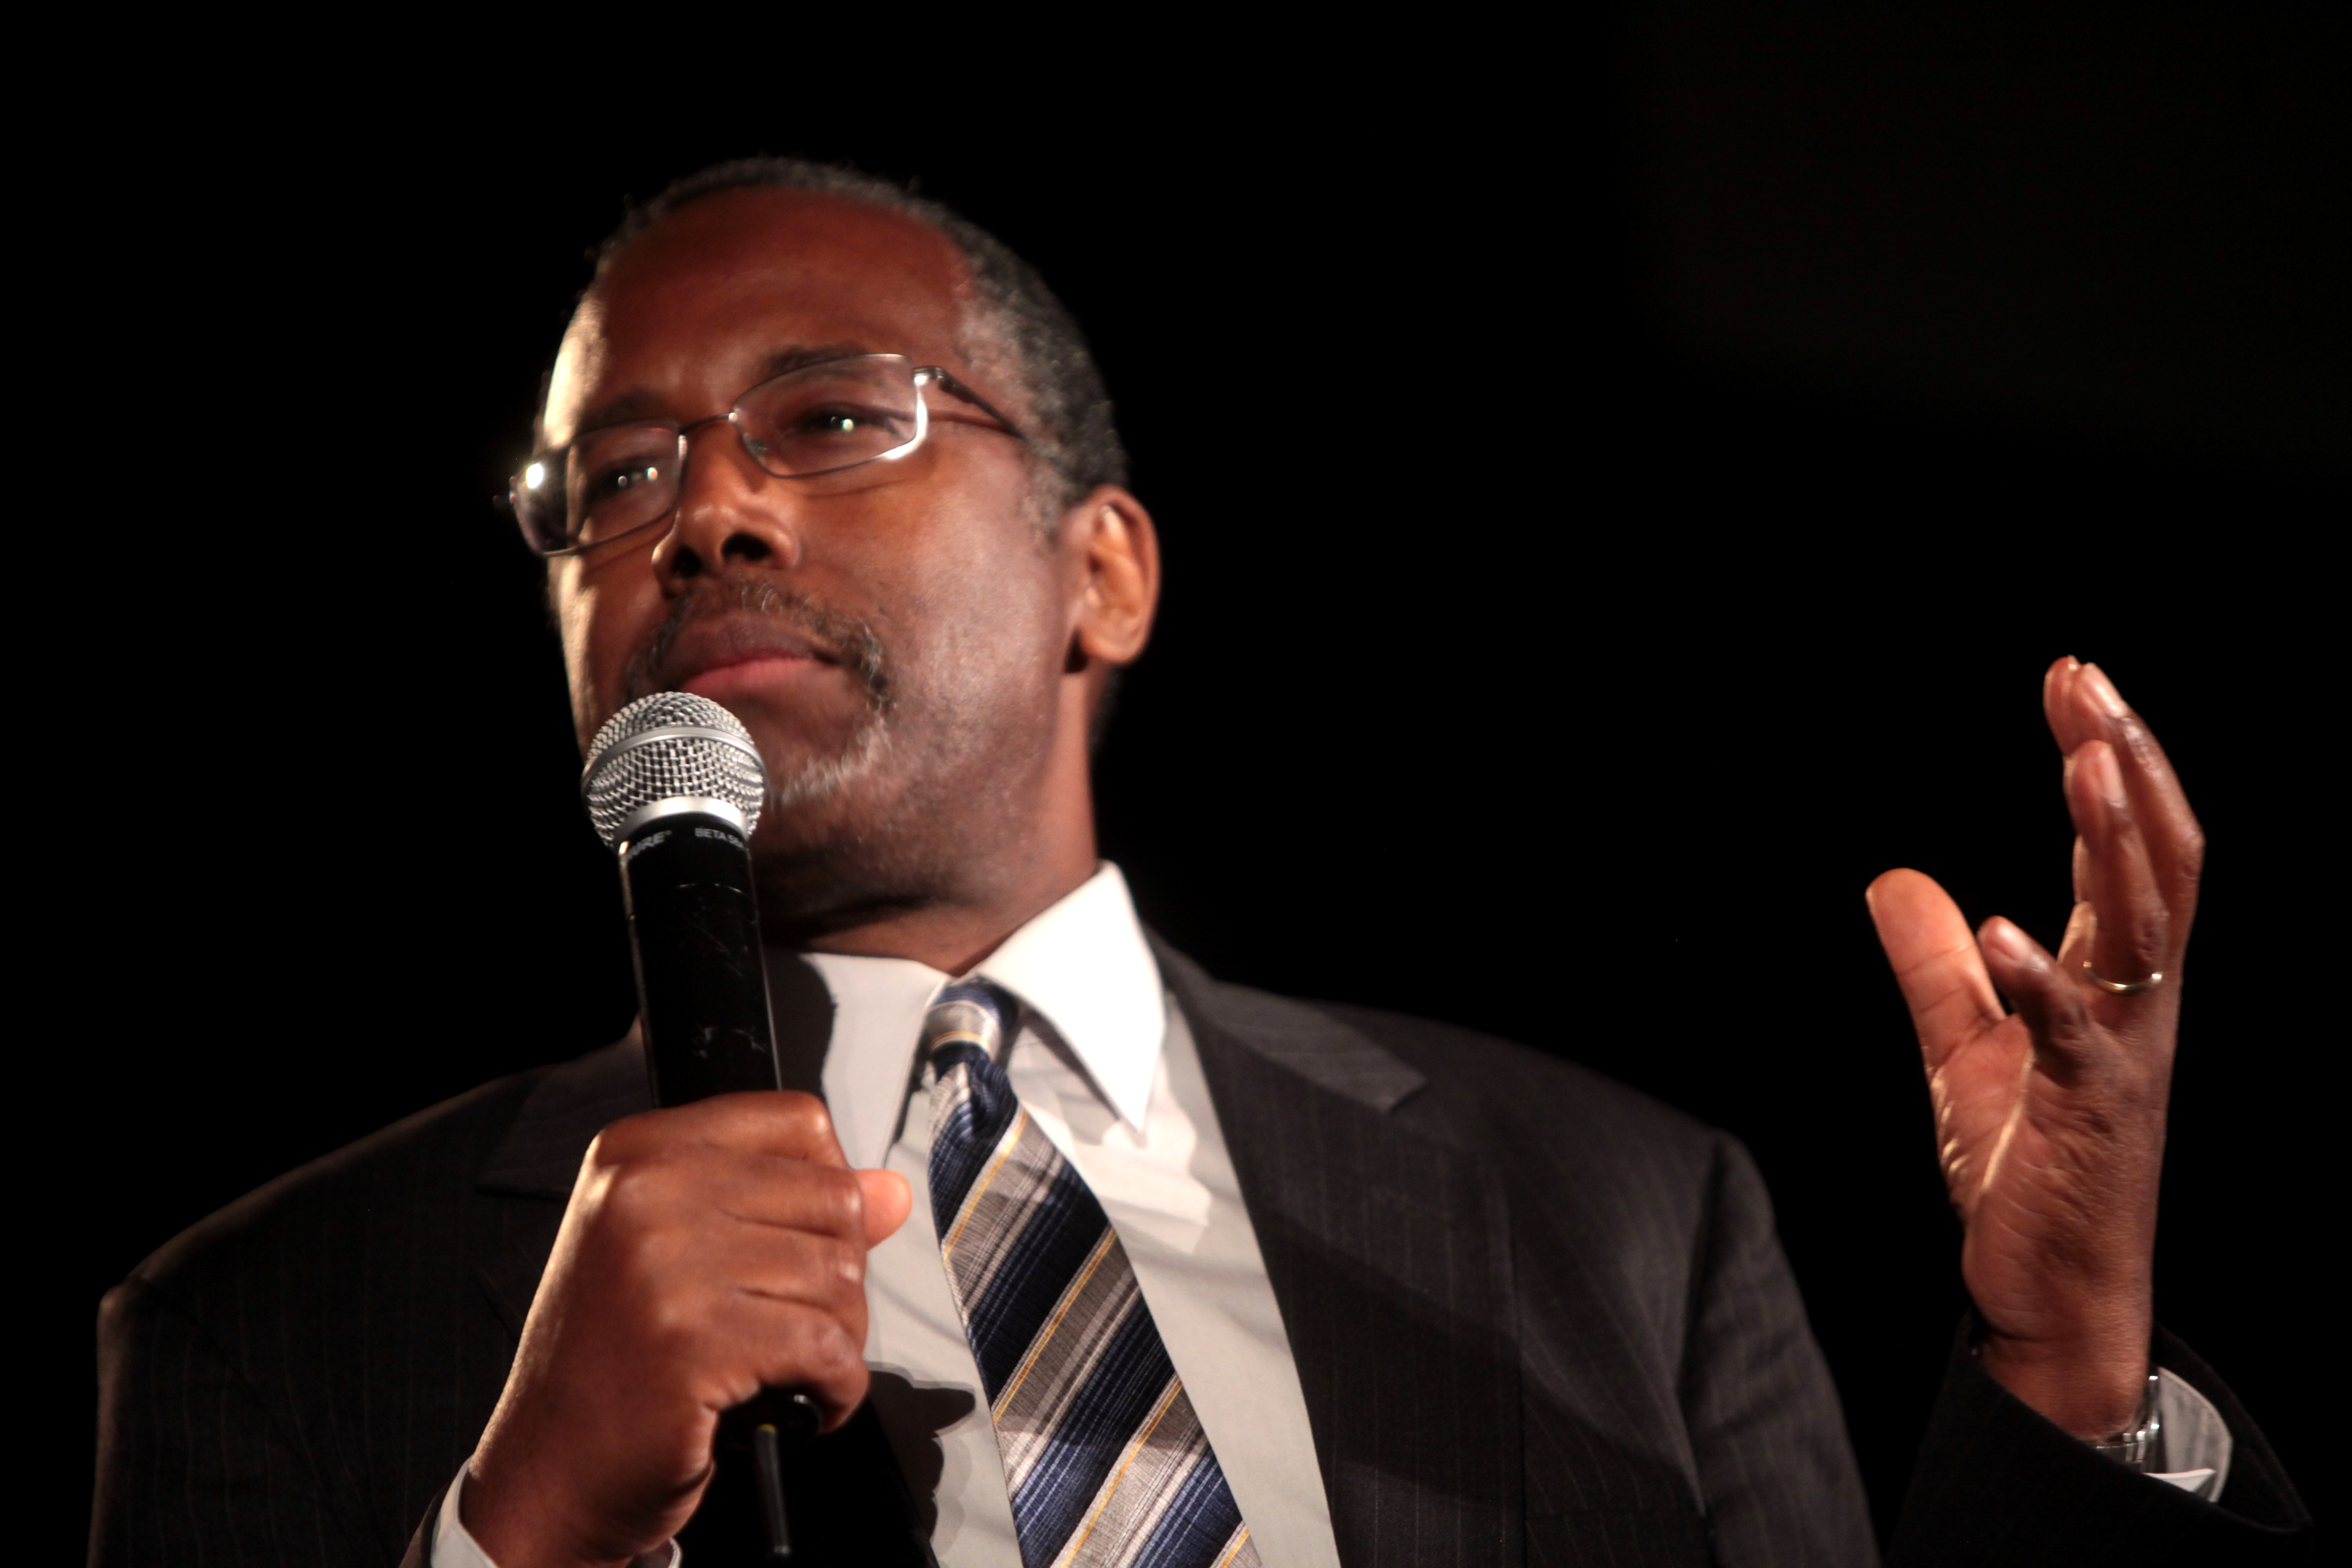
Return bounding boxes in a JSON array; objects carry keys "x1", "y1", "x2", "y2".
[{"x1": 91, "y1": 942, "x2": 2313, "y2": 1565}]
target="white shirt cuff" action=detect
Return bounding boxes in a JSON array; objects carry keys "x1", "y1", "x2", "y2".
[
  {"x1": 2146, "y1": 1367, "x2": 2232, "y2": 1500},
  {"x1": 433, "y1": 1467, "x2": 681, "y2": 1568}
]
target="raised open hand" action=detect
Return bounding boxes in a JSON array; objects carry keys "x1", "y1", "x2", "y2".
[{"x1": 1867, "y1": 657, "x2": 2202, "y2": 1439}]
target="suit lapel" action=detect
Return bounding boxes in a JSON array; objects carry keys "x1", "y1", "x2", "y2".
[
  {"x1": 1155, "y1": 941, "x2": 1524, "y2": 1568},
  {"x1": 470, "y1": 1031, "x2": 651, "y2": 1337}
]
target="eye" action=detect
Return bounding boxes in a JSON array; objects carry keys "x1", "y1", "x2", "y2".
[
  {"x1": 585, "y1": 460, "x2": 663, "y2": 500},
  {"x1": 785, "y1": 401, "x2": 908, "y2": 440}
]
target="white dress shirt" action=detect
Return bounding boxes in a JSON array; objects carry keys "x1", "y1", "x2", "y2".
[{"x1": 435, "y1": 861, "x2": 2229, "y2": 1563}]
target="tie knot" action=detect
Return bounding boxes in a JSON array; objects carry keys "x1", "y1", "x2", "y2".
[
  {"x1": 925, "y1": 980, "x2": 1019, "y2": 1148},
  {"x1": 924, "y1": 980, "x2": 1010, "y2": 1060}
]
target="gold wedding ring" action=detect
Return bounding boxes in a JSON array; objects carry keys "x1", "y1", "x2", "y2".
[{"x1": 2081, "y1": 959, "x2": 2164, "y2": 995}]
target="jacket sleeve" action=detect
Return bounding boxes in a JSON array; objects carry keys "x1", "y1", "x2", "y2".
[
  {"x1": 1887, "y1": 1316, "x2": 2315, "y2": 1565},
  {"x1": 1679, "y1": 1134, "x2": 1880, "y2": 1567},
  {"x1": 90, "y1": 1274, "x2": 383, "y2": 1568}
]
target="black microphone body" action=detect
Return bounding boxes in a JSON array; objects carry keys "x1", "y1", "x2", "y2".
[{"x1": 620, "y1": 813, "x2": 783, "y2": 1105}]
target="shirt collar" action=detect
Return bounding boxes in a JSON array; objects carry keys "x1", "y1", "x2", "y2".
[
  {"x1": 795, "y1": 862, "x2": 1166, "y2": 1166},
  {"x1": 971, "y1": 862, "x2": 1165, "y2": 1132}
]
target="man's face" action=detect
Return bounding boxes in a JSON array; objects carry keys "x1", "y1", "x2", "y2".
[{"x1": 543, "y1": 188, "x2": 1081, "y2": 926}]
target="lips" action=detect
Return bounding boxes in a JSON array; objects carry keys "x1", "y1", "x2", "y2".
[
  {"x1": 681, "y1": 657, "x2": 823, "y2": 702},
  {"x1": 654, "y1": 613, "x2": 842, "y2": 701}
]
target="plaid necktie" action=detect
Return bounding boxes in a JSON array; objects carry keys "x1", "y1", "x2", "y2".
[{"x1": 925, "y1": 983, "x2": 1261, "y2": 1568}]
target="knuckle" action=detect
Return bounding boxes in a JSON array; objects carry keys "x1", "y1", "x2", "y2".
[
  {"x1": 766, "y1": 1305, "x2": 863, "y2": 1388},
  {"x1": 771, "y1": 1091, "x2": 828, "y2": 1128},
  {"x1": 807, "y1": 1166, "x2": 862, "y2": 1230},
  {"x1": 601, "y1": 1155, "x2": 678, "y2": 1212},
  {"x1": 590, "y1": 1109, "x2": 666, "y2": 1160},
  {"x1": 614, "y1": 1217, "x2": 688, "y2": 1284},
  {"x1": 806, "y1": 1318, "x2": 866, "y2": 1382},
  {"x1": 2177, "y1": 826, "x2": 2207, "y2": 882},
  {"x1": 642, "y1": 1287, "x2": 702, "y2": 1347},
  {"x1": 775, "y1": 1090, "x2": 834, "y2": 1140}
]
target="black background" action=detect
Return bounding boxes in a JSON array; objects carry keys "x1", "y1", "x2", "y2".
[{"x1": 52, "y1": 7, "x2": 2342, "y2": 1556}]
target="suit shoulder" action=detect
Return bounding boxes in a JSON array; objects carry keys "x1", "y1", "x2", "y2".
[
  {"x1": 128, "y1": 1067, "x2": 549, "y2": 1308},
  {"x1": 1168, "y1": 949, "x2": 1728, "y2": 1181},
  {"x1": 1314, "y1": 997, "x2": 1722, "y2": 1157},
  {"x1": 1171, "y1": 964, "x2": 1742, "y2": 1289}
]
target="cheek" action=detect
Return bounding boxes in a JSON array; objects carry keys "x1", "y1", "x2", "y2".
[
  {"x1": 910, "y1": 512, "x2": 1063, "y2": 655},
  {"x1": 912, "y1": 556, "x2": 1069, "y2": 715},
  {"x1": 555, "y1": 556, "x2": 664, "y2": 737}
]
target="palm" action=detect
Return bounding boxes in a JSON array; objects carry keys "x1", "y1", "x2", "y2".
[
  {"x1": 1867, "y1": 657, "x2": 2200, "y2": 1436},
  {"x1": 1932, "y1": 1009, "x2": 2036, "y2": 1226},
  {"x1": 1910, "y1": 926, "x2": 2169, "y2": 1341}
]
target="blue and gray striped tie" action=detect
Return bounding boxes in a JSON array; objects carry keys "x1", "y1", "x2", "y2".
[{"x1": 925, "y1": 982, "x2": 1260, "y2": 1568}]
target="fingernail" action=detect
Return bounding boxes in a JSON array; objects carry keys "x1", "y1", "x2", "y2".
[
  {"x1": 1981, "y1": 918, "x2": 2036, "y2": 966},
  {"x1": 2082, "y1": 663, "x2": 2128, "y2": 718}
]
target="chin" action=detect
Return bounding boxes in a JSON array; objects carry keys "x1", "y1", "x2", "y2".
[{"x1": 756, "y1": 720, "x2": 891, "y2": 815}]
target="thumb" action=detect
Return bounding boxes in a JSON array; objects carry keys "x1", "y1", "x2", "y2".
[{"x1": 856, "y1": 1168, "x2": 913, "y2": 1248}]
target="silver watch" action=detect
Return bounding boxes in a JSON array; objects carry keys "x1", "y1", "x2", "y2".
[{"x1": 2089, "y1": 1371, "x2": 2163, "y2": 1471}]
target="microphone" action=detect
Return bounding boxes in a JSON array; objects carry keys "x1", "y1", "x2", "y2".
[
  {"x1": 583, "y1": 692, "x2": 785, "y2": 1105},
  {"x1": 582, "y1": 693, "x2": 820, "y2": 1557}
]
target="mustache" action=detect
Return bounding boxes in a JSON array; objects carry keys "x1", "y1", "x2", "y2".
[{"x1": 621, "y1": 575, "x2": 891, "y2": 712}]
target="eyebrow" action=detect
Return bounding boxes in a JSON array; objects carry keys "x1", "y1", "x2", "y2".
[{"x1": 566, "y1": 341, "x2": 878, "y2": 441}]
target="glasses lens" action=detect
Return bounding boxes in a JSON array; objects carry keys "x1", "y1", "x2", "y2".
[
  {"x1": 513, "y1": 426, "x2": 682, "y2": 554},
  {"x1": 568, "y1": 426, "x2": 685, "y2": 548},
  {"x1": 734, "y1": 358, "x2": 922, "y2": 477},
  {"x1": 512, "y1": 456, "x2": 568, "y2": 553}
]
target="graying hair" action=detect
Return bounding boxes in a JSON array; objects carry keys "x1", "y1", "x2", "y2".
[{"x1": 595, "y1": 157, "x2": 1128, "y2": 526}]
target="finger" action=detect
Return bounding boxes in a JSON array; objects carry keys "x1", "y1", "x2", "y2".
[
  {"x1": 856, "y1": 1169, "x2": 913, "y2": 1248},
  {"x1": 598, "y1": 1091, "x2": 851, "y2": 1169},
  {"x1": 2043, "y1": 655, "x2": 2095, "y2": 756},
  {"x1": 1866, "y1": 869, "x2": 2005, "y2": 1069},
  {"x1": 669, "y1": 1155, "x2": 870, "y2": 1239},
  {"x1": 658, "y1": 1220, "x2": 869, "y2": 1320},
  {"x1": 1977, "y1": 915, "x2": 2099, "y2": 1079},
  {"x1": 706, "y1": 1296, "x2": 872, "y2": 1429},
  {"x1": 704, "y1": 1164, "x2": 906, "y2": 1247},
  {"x1": 2064, "y1": 739, "x2": 2171, "y2": 985},
  {"x1": 2059, "y1": 895, "x2": 2097, "y2": 962},
  {"x1": 732, "y1": 1227, "x2": 870, "y2": 1314},
  {"x1": 2072, "y1": 663, "x2": 2206, "y2": 905}
]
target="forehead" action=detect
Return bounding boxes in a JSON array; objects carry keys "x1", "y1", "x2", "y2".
[{"x1": 543, "y1": 187, "x2": 975, "y2": 446}]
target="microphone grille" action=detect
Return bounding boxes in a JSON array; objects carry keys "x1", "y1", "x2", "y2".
[{"x1": 581, "y1": 692, "x2": 766, "y2": 850}]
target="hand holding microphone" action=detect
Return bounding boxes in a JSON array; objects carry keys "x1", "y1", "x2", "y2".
[{"x1": 463, "y1": 695, "x2": 911, "y2": 1568}]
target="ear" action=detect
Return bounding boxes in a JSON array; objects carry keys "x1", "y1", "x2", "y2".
[{"x1": 1062, "y1": 486, "x2": 1159, "y2": 668}]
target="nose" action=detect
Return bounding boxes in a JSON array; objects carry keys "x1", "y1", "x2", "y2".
[{"x1": 649, "y1": 420, "x2": 804, "y2": 590}]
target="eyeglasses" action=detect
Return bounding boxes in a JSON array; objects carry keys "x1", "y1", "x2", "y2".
[{"x1": 509, "y1": 353, "x2": 1024, "y2": 557}]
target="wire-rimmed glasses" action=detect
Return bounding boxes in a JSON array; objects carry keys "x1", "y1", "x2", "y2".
[{"x1": 509, "y1": 353, "x2": 1024, "y2": 557}]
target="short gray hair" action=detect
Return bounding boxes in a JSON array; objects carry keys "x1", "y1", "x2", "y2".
[{"x1": 595, "y1": 157, "x2": 1128, "y2": 525}]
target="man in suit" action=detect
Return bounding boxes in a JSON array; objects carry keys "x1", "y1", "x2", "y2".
[{"x1": 91, "y1": 159, "x2": 2314, "y2": 1565}]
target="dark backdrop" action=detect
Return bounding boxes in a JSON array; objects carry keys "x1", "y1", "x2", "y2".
[{"x1": 54, "y1": 8, "x2": 2342, "y2": 1557}]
